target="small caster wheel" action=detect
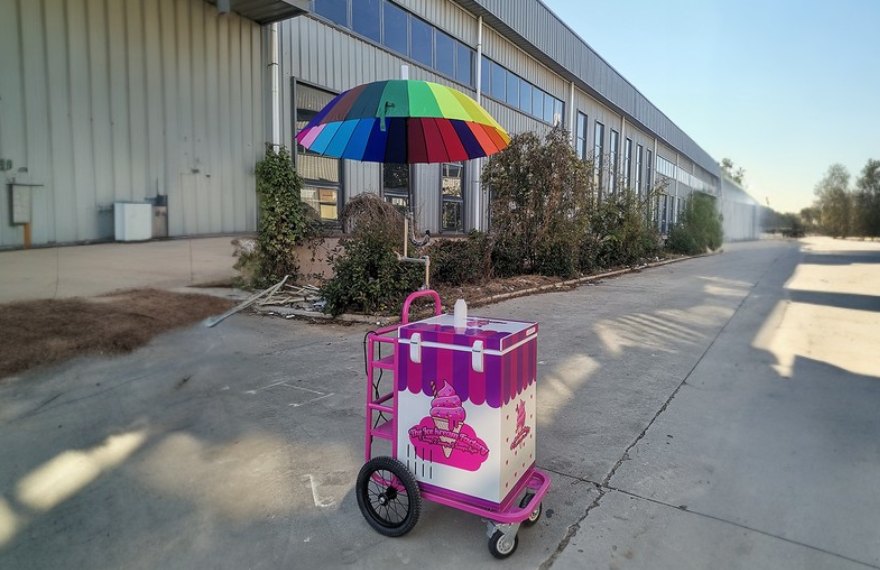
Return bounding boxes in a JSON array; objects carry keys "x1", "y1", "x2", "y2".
[
  {"x1": 356, "y1": 456, "x2": 421, "y2": 537},
  {"x1": 520, "y1": 494, "x2": 542, "y2": 527},
  {"x1": 488, "y1": 529, "x2": 519, "y2": 559}
]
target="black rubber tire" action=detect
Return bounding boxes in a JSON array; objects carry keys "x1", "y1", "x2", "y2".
[
  {"x1": 488, "y1": 529, "x2": 519, "y2": 559},
  {"x1": 519, "y1": 494, "x2": 543, "y2": 527},
  {"x1": 356, "y1": 457, "x2": 421, "y2": 537}
]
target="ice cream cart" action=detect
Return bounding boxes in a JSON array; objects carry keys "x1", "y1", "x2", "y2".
[{"x1": 356, "y1": 290, "x2": 551, "y2": 559}]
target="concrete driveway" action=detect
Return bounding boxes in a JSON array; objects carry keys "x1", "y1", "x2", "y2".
[{"x1": 1, "y1": 237, "x2": 878, "y2": 569}]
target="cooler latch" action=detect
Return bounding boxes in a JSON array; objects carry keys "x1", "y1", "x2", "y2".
[
  {"x1": 471, "y1": 340, "x2": 484, "y2": 373},
  {"x1": 409, "y1": 333, "x2": 422, "y2": 363}
]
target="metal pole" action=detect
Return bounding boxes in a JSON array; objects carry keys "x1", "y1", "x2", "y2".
[{"x1": 474, "y1": 17, "x2": 483, "y2": 231}]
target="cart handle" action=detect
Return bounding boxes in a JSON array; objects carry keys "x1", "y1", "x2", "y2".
[{"x1": 401, "y1": 289, "x2": 443, "y2": 324}]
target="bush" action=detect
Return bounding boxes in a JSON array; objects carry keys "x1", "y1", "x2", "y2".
[
  {"x1": 427, "y1": 231, "x2": 492, "y2": 286},
  {"x1": 590, "y1": 189, "x2": 661, "y2": 268},
  {"x1": 321, "y1": 194, "x2": 424, "y2": 316},
  {"x1": 667, "y1": 193, "x2": 723, "y2": 255},
  {"x1": 483, "y1": 127, "x2": 593, "y2": 278},
  {"x1": 253, "y1": 146, "x2": 315, "y2": 286}
]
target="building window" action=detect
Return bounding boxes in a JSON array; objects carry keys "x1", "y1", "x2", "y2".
[
  {"x1": 410, "y1": 17, "x2": 433, "y2": 67},
  {"x1": 660, "y1": 194, "x2": 668, "y2": 233},
  {"x1": 382, "y1": 1, "x2": 408, "y2": 54},
  {"x1": 314, "y1": 0, "x2": 348, "y2": 26},
  {"x1": 480, "y1": 57, "x2": 563, "y2": 126},
  {"x1": 646, "y1": 149, "x2": 654, "y2": 193},
  {"x1": 352, "y1": 0, "x2": 380, "y2": 42},
  {"x1": 623, "y1": 138, "x2": 632, "y2": 190},
  {"x1": 490, "y1": 61, "x2": 506, "y2": 101},
  {"x1": 435, "y1": 30, "x2": 455, "y2": 77},
  {"x1": 635, "y1": 144, "x2": 643, "y2": 195},
  {"x1": 455, "y1": 42, "x2": 472, "y2": 85},
  {"x1": 594, "y1": 121, "x2": 605, "y2": 192},
  {"x1": 519, "y1": 81, "x2": 532, "y2": 115},
  {"x1": 295, "y1": 83, "x2": 342, "y2": 223},
  {"x1": 576, "y1": 112, "x2": 588, "y2": 160},
  {"x1": 609, "y1": 129, "x2": 619, "y2": 193},
  {"x1": 383, "y1": 163, "x2": 410, "y2": 213},
  {"x1": 441, "y1": 162, "x2": 464, "y2": 232}
]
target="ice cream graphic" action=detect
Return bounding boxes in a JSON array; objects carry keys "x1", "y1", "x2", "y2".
[
  {"x1": 430, "y1": 380, "x2": 466, "y2": 458},
  {"x1": 510, "y1": 399, "x2": 531, "y2": 450}
]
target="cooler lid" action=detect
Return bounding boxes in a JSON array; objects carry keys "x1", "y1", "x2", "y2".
[{"x1": 399, "y1": 314, "x2": 538, "y2": 352}]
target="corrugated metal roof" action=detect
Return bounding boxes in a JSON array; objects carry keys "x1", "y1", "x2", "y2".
[
  {"x1": 451, "y1": 0, "x2": 720, "y2": 178},
  {"x1": 204, "y1": 0, "x2": 309, "y2": 25}
]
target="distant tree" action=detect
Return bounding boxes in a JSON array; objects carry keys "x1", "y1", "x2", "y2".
[
  {"x1": 720, "y1": 158, "x2": 745, "y2": 185},
  {"x1": 814, "y1": 164, "x2": 852, "y2": 238},
  {"x1": 799, "y1": 206, "x2": 821, "y2": 232},
  {"x1": 853, "y1": 159, "x2": 880, "y2": 238}
]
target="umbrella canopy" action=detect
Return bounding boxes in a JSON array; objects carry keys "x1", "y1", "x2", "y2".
[{"x1": 295, "y1": 79, "x2": 510, "y2": 164}]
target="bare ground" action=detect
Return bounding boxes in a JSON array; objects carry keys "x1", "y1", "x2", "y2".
[{"x1": 0, "y1": 288, "x2": 234, "y2": 380}]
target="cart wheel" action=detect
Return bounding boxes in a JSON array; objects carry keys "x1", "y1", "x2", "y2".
[
  {"x1": 519, "y1": 494, "x2": 543, "y2": 527},
  {"x1": 356, "y1": 457, "x2": 421, "y2": 537},
  {"x1": 488, "y1": 529, "x2": 519, "y2": 559}
]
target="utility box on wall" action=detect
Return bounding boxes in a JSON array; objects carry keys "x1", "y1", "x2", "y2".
[{"x1": 114, "y1": 202, "x2": 152, "y2": 242}]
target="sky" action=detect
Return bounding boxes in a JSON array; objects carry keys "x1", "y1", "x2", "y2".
[{"x1": 542, "y1": 0, "x2": 880, "y2": 213}]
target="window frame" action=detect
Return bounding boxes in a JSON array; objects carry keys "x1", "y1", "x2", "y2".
[
  {"x1": 440, "y1": 161, "x2": 465, "y2": 233},
  {"x1": 293, "y1": 79, "x2": 345, "y2": 227},
  {"x1": 594, "y1": 121, "x2": 605, "y2": 195},
  {"x1": 609, "y1": 129, "x2": 619, "y2": 194}
]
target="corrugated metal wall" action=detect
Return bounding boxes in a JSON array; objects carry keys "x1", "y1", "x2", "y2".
[
  {"x1": 720, "y1": 177, "x2": 762, "y2": 241},
  {"x1": 0, "y1": 0, "x2": 264, "y2": 248}
]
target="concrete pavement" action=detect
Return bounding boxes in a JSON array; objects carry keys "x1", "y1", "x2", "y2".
[
  {"x1": 0, "y1": 237, "x2": 241, "y2": 303},
  {"x1": 1, "y1": 237, "x2": 878, "y2": 569}
]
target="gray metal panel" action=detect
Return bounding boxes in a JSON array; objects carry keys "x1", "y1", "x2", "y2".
[
  {"x1": 204, "y1": 0, "x2": 309, "y2": 24},
  {"x1": 451, "y1": 0, "x2": 720, "y2": 179},
  {"x1": 413, "y1": 164, "x2": 441, "y2": 234},
  {"x1": 0, "y1": 0, "x2": 264, "y2": 248}
]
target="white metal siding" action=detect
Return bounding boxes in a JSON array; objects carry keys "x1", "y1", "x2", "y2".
[{"x1": 0, "y1": 0, "x2": 264, "y2": 248}]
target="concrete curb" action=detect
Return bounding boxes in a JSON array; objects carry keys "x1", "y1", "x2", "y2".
[{"x1": 256, "y1": 250, "x2": 722, "y2": 325}]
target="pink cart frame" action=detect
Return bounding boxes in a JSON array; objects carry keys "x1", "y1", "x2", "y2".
[{"x1": 364, "y1": 290, "x2": 551, "y2": 532}]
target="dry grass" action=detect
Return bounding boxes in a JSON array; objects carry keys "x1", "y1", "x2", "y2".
[{"x1": 0, "y1": 288, "x2": 234, "y2": 380}]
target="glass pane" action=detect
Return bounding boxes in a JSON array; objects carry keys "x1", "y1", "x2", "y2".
[
  {"x1": 298, "y1": 154, "x2": 340, "y2": 184},
  {"x1": 532, "y1": 89, "x2": 543, "y2": 120},
  {"x1": 442, "y1": 201, "x2": 463, "y2": 232},
  {"x1": 543, "y1": 93, "x2": 553, "y2": 123},
  {"x1": 554, "y1": 99, "x2": 563, "y2": 125},
  {"x1": 506, "y1": 72, "x2": 519, "y2": 107},
  {"x1": 490, "y1": 62, "x2": 506, "y2": 100},
  {"x1": 410, "y1": 17, "x2": 432, "y2": 66},
  {"x1": 519, "y1": 81, "x2": 532, "y2": 114},
  {"x1": 382, "y1": 1, "x2": 408, "y2": 55},
  {"x1": 383, "y1": 163, "x2": 409, "y2": 190},
  {"x1": 315, "y1": 0, "x2": 347, "y2": 26},
  {"x1": 481, "y1": 58, "x2": 491, "y2": 95},
  {"x1": 352, "y1": 0, "x2": 380, "y2": 41},
  {"x1": 435, "y1": 30, "x2": 455, "y2": 77},
  {"x1": 455, "y1": 43, "x2": 473, "y2": 85},
  {"x1": 441, "y1": 162, "x2": 463, "y2": 197}
]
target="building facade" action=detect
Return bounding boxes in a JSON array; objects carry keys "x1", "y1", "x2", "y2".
[{"x1": 0, "y1": 0, "x2": 762, "y2": 249}]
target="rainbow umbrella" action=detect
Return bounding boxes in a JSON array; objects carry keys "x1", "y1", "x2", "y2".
[{"x1": 295, "y1": 79, "x2": 510, "y2": 164}]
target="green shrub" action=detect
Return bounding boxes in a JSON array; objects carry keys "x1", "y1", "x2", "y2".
[
  {"x1": 483, "y1": 127, "x2": 593, "y2": 278},
  {"x1": 321, "y1": 194, "x2": 424, "y2": 316},
  {"x1": 253, "y1": 146, "x2": 315, "y2": 286},
  {"x1": 590, "y1": 189, "x2": 661, "y2": 268},
  {"x1": 427, "y1": 231, "x2": 492, "y2": 286},
  {"x1": 667, "y1": 193, "x2": 723, "y2": 255}
]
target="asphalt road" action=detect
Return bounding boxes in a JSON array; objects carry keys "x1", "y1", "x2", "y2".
[{"x1": 1, "y1": 237, "x2": 878, "y2": 569}]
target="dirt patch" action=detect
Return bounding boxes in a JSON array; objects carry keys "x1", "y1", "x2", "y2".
[
  {"x1": 433, "y1": 275, "x2": 566, "y2": 307},
  {"x1": 0, "y1": 288, "x2": 234, "y2": 380}
]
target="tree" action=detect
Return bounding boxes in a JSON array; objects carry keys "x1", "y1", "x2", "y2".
[
  {"x1": 720, "y1": 157, "x2": 745, "y2": 185},
  {"x1": 853, "y1": 159, "x2": 880, "y2": 238},
  {"x1": 814, "y1": 163, "x2": 852, "y2": 238}
]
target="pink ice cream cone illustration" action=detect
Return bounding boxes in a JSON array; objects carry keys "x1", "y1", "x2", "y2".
[{"x1": 430, "y1": 380, "x2": 466, "y2": 458}]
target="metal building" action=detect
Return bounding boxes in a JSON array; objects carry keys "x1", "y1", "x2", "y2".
[{"x1": 1, "y1": 0, "x2": 763, "y2": 249}]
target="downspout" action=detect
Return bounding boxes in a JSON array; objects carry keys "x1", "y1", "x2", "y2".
[
  {"x1": 474, "y1": 16, "x2": 483, "y2": 231},
  {"x1": 270, "y1": 23, "x2": 281, "y2": 147}
]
